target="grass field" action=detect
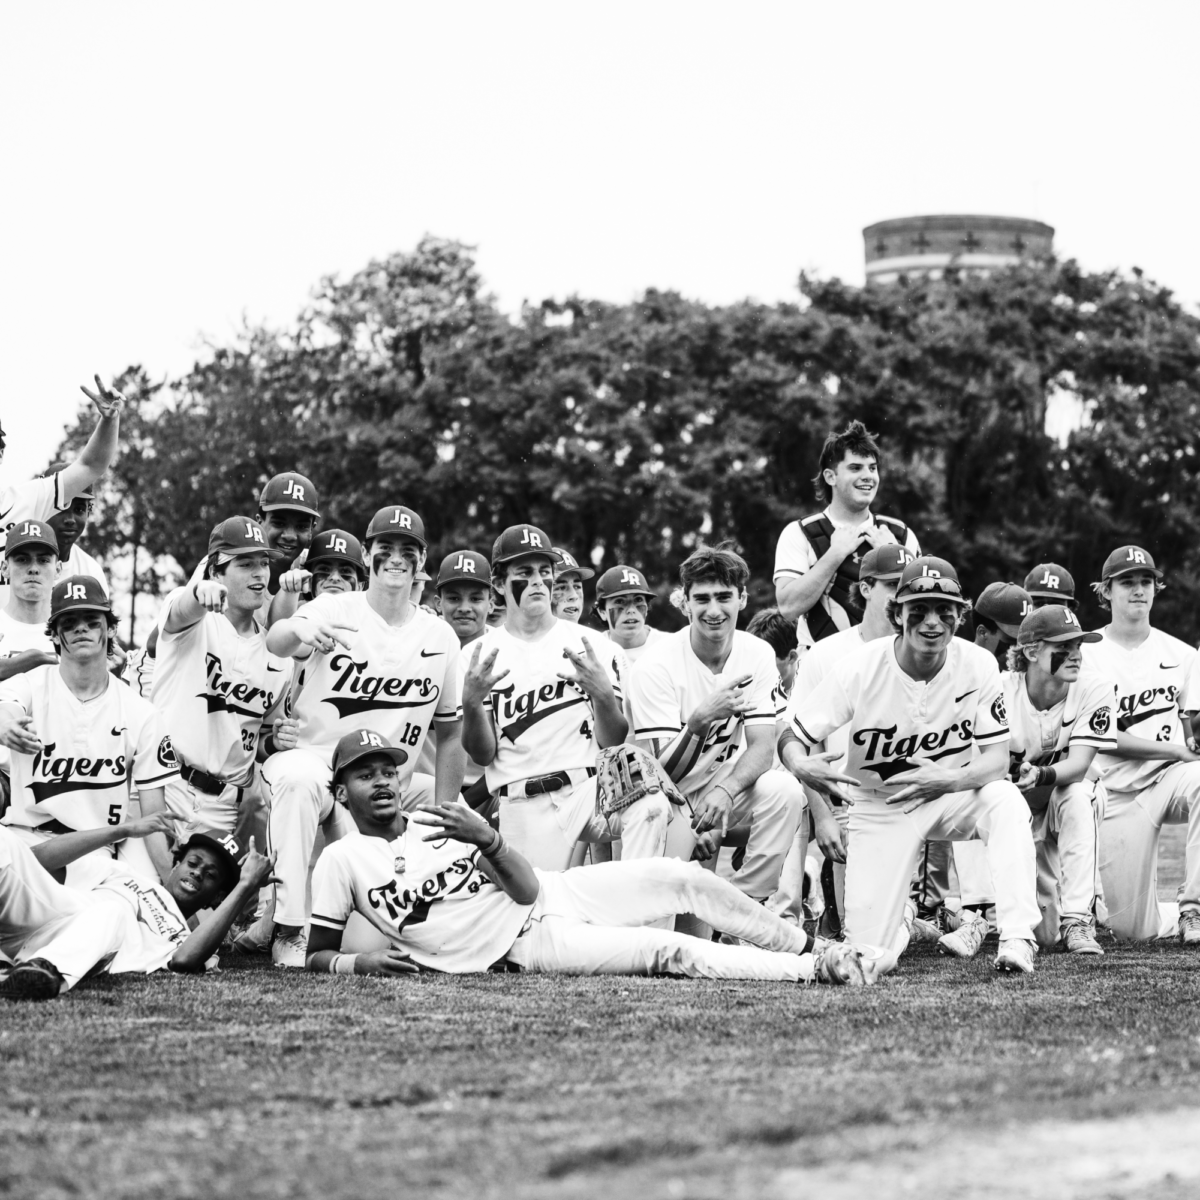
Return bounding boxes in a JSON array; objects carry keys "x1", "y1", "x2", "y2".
[{"x1": 3, "y1": 828, "x2": 1197, "y2": 1200}]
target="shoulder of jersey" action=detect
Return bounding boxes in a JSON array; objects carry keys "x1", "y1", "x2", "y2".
[
  {"x1": 957, "y1": 638, "x2": 1001, "y2": 672},
  {"x1": 1157, "y1": 630, "x2": 1196, "y2": 660},
  {"x1": 632, "y1": 626, "x2": 687, "y2": 670},
  {"x1": 732, "y1": 629, "x2": 777, "y2": 663}
]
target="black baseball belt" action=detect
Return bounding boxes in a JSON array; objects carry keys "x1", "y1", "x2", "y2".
[
  {"x1": 496, "y1": 767, "x2": 597, "y2": 799},
  {"x1": 179, "y1": 761, "x2": 229, "y2": 796}
]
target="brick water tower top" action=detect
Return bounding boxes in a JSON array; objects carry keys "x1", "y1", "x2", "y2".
[{"x1": 863, "y1": 215, "x2": 1054, "y2": 284}]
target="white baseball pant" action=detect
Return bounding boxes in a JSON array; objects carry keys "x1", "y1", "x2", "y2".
[
  {"x1": 498, "y1": 777, "x2": 671, "y2": 872},
  {"x1": 2, "y1": 822, "x2": 159, "y2": 886},
  {"x1": 164, "y1": 776, "x2": 246, "y2": 841},
  {"x1": 1099, "y1": 761, "x2": 1200, "y2": 940},
  {"x1": 844, "y1": 780, "x2": 1039, "y2": 971},
  {"x1": 261, "y1": 748, "x2": 435, "y2": 928},
  {"x1": 671, "y1": 770, "x2": 805, "y2": 901},
  {"x1": 505, "y1": 857, "x2": 816, "y2": 979}
]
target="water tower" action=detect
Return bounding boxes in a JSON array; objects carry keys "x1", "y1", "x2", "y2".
[{"x1": 863, "y1": 215, "x2": 1054, "y2": 284}]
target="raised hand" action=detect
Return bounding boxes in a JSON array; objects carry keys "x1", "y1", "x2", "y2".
[
  {"x1": 239, "y1": 837, "x2": 280, "y2": 889},
  {"x1": 80, "y1": 374, "x2": 126, "y2": 420},
  {"x1": 558, "y1": 637, "x2": 614, "y2": 700},
  {"x1": 293, "y1": 615, "x2": 357, "y2": 654},
  {"x1": 410, "y1": 802, "x2": 494, "y2": 848},
  {"x1": 120, "y1": 811, "x2": 176, "y2": 841},
  {"x1": 0, "y1": 709, "x2": 42, "y2": 755},
  {"x1": 687, "y1": 674, "x2": 753, "y2": 734},
  {"x1": 463, "y1": 642, "x2": 509, "y2": 707}
]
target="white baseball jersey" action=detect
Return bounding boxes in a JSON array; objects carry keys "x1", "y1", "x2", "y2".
[
  {"x1": 0, "y1": 473, "x2": 65, "y2": 537},
  {"x1": 1002, "y1": 670, "x2": 1116, "y2": 768},
  {"x1": 0, "y1": 612, "x2": 56, "y2": 774},
  {"x1": 310, "y1": 820, "x2": 531, "y2": 973},
  {"x1": 0, "y1": 668, "x2": 179, "y2": 831},
  {"x1": 288, "y1": 594, "x2": 461, "y2": 776},
  {"x1": 1081, "y1": 627, "x2": 1197, "y2": 796},
  {"x1": 773, "y1": 513, "x2": 920, "y2": 643},
  {"x1": 152, "y1": 589, "x2": 289, "y2": 784},
  {"x1": 65, "y1": 855, "x2": 190, "y2": 973},
  {"x1": 609, "y1": 627, "x2": 668, "y2": 665},
  {"x1": 788, "y1": 637, "x2": 1009, "y2": 803},
  {"x1": 628, "y1": 629, "x2": 778, "y2": 798},
  {"x1": 62, "y1": 544, "x2": 108, "y2": 593},
  {"x1": 784, "y1": 625, "x2": 868, "y2": 764},
  {"x1": 416, "y1": 639, "x2": 484, "y2": 787},
  {"x1": 474, "y1": 621, "x2": 622, "y2": 791}
]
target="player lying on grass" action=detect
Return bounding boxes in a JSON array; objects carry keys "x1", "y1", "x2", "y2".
[
  {"x1": 0, "y1": 816, "x2": 278, "y2": 1000},
  {"x1": 304, "y1": 729, "x2": 871, "y2": 984}
]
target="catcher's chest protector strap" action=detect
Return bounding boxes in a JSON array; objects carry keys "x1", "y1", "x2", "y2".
[{"x1": 798, "y1": 513, "x2": 908, "y2": 642}]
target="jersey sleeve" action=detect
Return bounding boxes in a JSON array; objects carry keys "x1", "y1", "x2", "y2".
[
  {"x1": 972, "y1": 656, "x2": 1010, "y2": 747},
  {"x1": 627, "y1": 654, "x2": 683, "y2": 743},
  {"x1": 5, "y1": 476, "x2": 62, "y2": 527},
  {"x1": 742, "y1": 643, "x2": 779, "y2": 729},
  {"x1": 787, "y1": 663, "x2": 856, "y2": 747},
  {"x1": 773, "y1": 522, "x2": 814, "y2": 583},
  {"x1": 434, "y1": 632, "x2": 462, "y2": 724},
  {"x1": 131, "y1": 703, "x2": 181, "y2": 790},
  {"x1": 262, "y1": 655, "x2": 292, "y2": 725},
  {"x1": 157, "y1": 586, "x2": 204, "y2": 640},
  {"x1": 310, "y1": 846, "x2": 355, "y2": 932},
  {"x1": 0, "y1": 671, "x2": 34, "y2": 712},
  {"x1": 1071, "y1": 674, "x2": 1117, "y2": 751}
]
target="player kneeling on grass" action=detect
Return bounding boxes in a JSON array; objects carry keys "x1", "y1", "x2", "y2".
[
  {"x1": 0, "y1": 817, "x2": 277, "y2": 1000},
  {"x1": 780, "y1": 557, "x2": 1041, "y2": 976},
  {"x1": 305, "y1": 730, "x2": 870, "y2": 985}
]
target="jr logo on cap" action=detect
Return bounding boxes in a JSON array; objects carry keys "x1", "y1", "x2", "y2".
[
  {"x1": 453, "y1": 555, "x2": 476, "y2": 573},
  {"x1": 1063, "y1": 610, "x2": 1081, "y2": 628},
  {"x1": 920, "y1": 565, "x2": 941, "y2": 578},
  {"x1": 520, "y1": 529, "x2": 543, "y2": 547},
  {"x1": 330, "y1": 536, "x2": 348, "y2": 553},
  {"x1": 66, "y1": 583, "x2": 87, "y2": 600},
  {"x1": 1021, "y1": 600, "x2": 1033, "y2": 617},
  {"x1": 242, "y1": 522, "x2": 265, "y2": 543},
  {"x1": 1125, "y1": 548, "x2": 1147, "y2": 563},
  {"x1": 283, "y1": 480, "x2": 306, "y2": 501},
  {"x1": 358, "y1": 730, "x2": 385, "y2": 748},
  {"x1": 620, "y1": 569, "x2": 642, "y2": 585},
  {"x1": 1038, "y1": 571, "x2": 1060, "y2": 588},
  {"x1": 20, "y1": 522, "x2": 41, "y2": 537},
  {"x1": 389, "y1": 511, "x2": 412, "y2": 529}
]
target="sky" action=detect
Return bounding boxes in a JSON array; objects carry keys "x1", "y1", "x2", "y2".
[{"x1": 1, "y1": 1, "x2": 1198, "y2": 489}]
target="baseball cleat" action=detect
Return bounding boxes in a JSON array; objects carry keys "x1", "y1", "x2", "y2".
[
  {"x1": 938, "y1": 913, "x2": 989, "y2": 959},
  {"x1": 909, "y1": 910, "x2": 943, "y2": 944},
  {"x1": 1060, "y1": 919, "x2": 1104, "y2": 955},
  {"x1": 1178, "y1": 910, "x2": 1200, "y2": 946},
  {"x1": 994, "y1": 939, "x2": 1036, "y2": 975},
  {"x1": 813, "y1": 941, "x2": 873, "y2": 986},
  {"x1": 0, "y1": 958, "x2": 64, "y2": 1001},
  {"x1": 271, "y1": 929, "x2": 309, "y2": 969}
]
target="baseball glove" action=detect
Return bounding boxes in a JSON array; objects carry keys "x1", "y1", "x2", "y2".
[{"x1": 594, "y1": 744, "x2": 686, "y2": 817}]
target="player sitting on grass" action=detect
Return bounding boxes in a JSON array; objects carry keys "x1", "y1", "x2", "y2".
[
  {"x1": 0, "y1": 816, "x2": 277, "y2": 1001},
  {"x1": 782, "y1": 556, "x2": 1041, "y2": 976},
  {"x1": 1081, "y1": 546, "x2": 1200, "y2": 942},
  {"x1": 304, "y1": 729, "x2": 870, "y2": 985}
]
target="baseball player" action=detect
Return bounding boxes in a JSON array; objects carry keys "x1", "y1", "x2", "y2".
[
  {"x1": 781, "y1": 556, "x2": 1041, "y2": 975},
  {"x1": 261, "y1": 504, "x2": 465, "y2": 967},
  {"x1": 773, "y1": 420, "x2": 920, "y2": 647},
  {"x1": 268, "y1": 528, "x2": 369, "y2": 625},
  {"x1": 997, "y1": 605, "x2": 1114, "y2": 955},
  {"x1": 551, "y1": 549, "x2": 593, "y2": 624},
  {"x1": 627, "y1": 545, "x2": 805, "y2": 902},
  {"x1": 596, "y1": 565, "x2": 668, "y2": 665},
  {"x1": 0, "y1": 376, "x2": 124, "y2": 539},
  {"x1": 0, "y1": 523, "x2": 59, "y2": 680},
  {"x1": 1024, "y1": 563, "x2": 1078, "y2": 610},
  {"x1": 302, "y1": 729, "x2": 869, "y2": 985},
  {"x1": 461, "y1": 524, "x2": 665, "y2": 870},
  {"x1": 151, "y1": 517, "x2": 294, "y2": 840},
  {"x1": 0, "y1": 819, "x2": 276, "y2": 1000},
  {"x1": 1080, "y1": 545, "x2": 1200, "y2": 942},
  {"x1": 972, "y1": 582, "x2": 1034, "y2": 667},
  {"x1": 781, "y1": 544, "x2": 913, "y2": 937},
  {"x1": 256, "y1": 471, "x2": 320, "y2": 575},
  {"x1": 0, "y1": 577, "x2": 179, "y2": 885},
  {"x1": 41, "y1": 465, "x2": 107, "y2": 592}
]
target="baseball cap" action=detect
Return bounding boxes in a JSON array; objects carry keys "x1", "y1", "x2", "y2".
[
  {"x1": 330, "y1": 728, "x2": 410, "y2": 783},
  {"x1": 1023, "y1": 562, "x2": 1075, "y2": 603},
  {"x1": 258, "y1": 472, "x2": 320, "y2": 518},
  {"x1": 307, "y1": 529, "x2": 366, "y2": 577},
  {"x1": 436, "y1": 549, "x2": 491, "y2": 590},
  {"x1": 208, "y1": 516, "x2": 283, "y2": 559},
  {"x1": 554, "y1": 548, "x2": 595, "y2": 581},
  {"x1": 5, "y1": 520, "x2": 59, "y2": 558},
  {"x1": 1017, "y1": 604, "x2": 1102, "y2": 647},
  {"x1": 364, "y1": 505, "x2": 427, "y2": 548},
  {"x1": 595, "y1": 564, "x2": 655, "y2": 602},
  {"x1": 973, "y1": 582, "x2": 1034, "y2": 639},
  {"x1": 859, "y1": 544, "x2": 914, "y2": 582},
  {"x1": 492, "y1": 524, "x2": 554, "y2": 566},
  {"x1": 175, "y1": 830, "x2": 242, "y2": 893},
  {"x1": 893, "y1": 557, "x2": 969, "y2": 606},
  {"x1": 1100, "y1": 545, "x2": 1162, "y2": 582},
  {"x1": 42, "y1": 461, "x2": 94, "y2": 499},
  {"x1": 50, "y1": 575, "x2": 111, "y2": 620}
]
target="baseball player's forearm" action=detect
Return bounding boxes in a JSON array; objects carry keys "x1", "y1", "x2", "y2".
[
  {"x1": 62, "y1": 408, "x2": 121, "y2": 499},
  {"x1": 170, "y1": 880, "x2": 258, "y2": 972},
  {"x1": 477, "y1": 832, "x2": 540, "y2": 904},
  {"x1": 265, "y1": 618, "x2": 307, "y2": 658},
  {"x1": 433, "y1": 725, "x2": 467, "y2": 806},
  {"x1": 461, "y1": 701, "x2": 497, "y2": 764},
  {"x1": 952, "y1": 743, "x2": 1010, "y2": 793},
  {"x1": 0, "y1": 650, "x2": 57, "y2": 680},
  {"x1": 592, "y1": 692, "x2": 628, "y2": 749},
  {"x1": 162, "y1": 584, "x2": 207, "y2": 634},
  {"x1": 29, "y1": 825, "x2": 137, "y2": 872},
  {"x1": 775, "y1": 559, "x2": 840, "y2": 623},
  {"x1": 267, "y1": 588, "x2": 301, "y2": 628},
  {"x1": 1038, "y1": 745, "x2": 1097, "y2": 788},
  {"x1": 1113, "y1": 731, "x2": 1195, "y2": 762},
  {"x1": 137, "y1": 788, "x2": 175, "y2": 884},
  {"x1": 716, "y1": 731, "x2": 772, "y2": 798}
]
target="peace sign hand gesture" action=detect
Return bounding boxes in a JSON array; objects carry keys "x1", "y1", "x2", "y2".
[{"x1": 80, "y1": 375, "x2": 126, "y2": 419}]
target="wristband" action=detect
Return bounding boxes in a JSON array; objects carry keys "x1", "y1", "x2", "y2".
[
  {"x1": 1034, "y1": 765, "x2": 1058, "y2": 788},
  {"x1": 712, "y1": 783, "x2": 735, "y2": 801},
  {"x1": 331, "y1": 953, "x2": 358, "y2": 975},
  {"x1": 262, "y1": 733, "x2": 276, "y2": 757},
  {"x1": 482, "y1": 827, "x2": 503, "y2": 856}
]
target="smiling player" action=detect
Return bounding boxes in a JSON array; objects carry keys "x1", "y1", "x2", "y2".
[
  {"x1": 781, "y1": 556, "x2": 1040, "y2": 975},
  {"x1": 261, "y1": 505, "x2": 465, "y2": 967},
  {"x1": 1081, "y1": 546, "x2": 1200, "y2": 942}
]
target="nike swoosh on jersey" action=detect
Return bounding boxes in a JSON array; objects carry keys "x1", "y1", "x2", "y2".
[
  {"x1": 955, "y1": 689, "x2": 977, "y2": 703},
  {"x1": 325, "y1": 695, "x2": 437, "y2": 718},
  {"x1": 419, "y1": 649, "x2": 445, "y2": 658},
  {"x1": 1116, "y1": 704, "x2": 1177, "y2": 733},
  {"x1": 111, "y1": 726, "x2": 127, "y2": 736},
  {"x1": 1160, "y1": 663, "x2": 1179, "y2": 670},
  {"x1": 267, "y1": 665, "x2": 284, "y2": 672},
  {"x1": 1062, "y1": 716, "x2": 1077, "y2": 726},
  {"x1": 499, "y1": 695, "x2": 587, "y2": 743},
  {"x1": 202, "y1": 694, "x2": 265, "y2": 719}
]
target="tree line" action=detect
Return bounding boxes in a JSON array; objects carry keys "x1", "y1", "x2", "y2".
[{"x1": 53, "y1": 236, "x2": 1200, "y2": 642}]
